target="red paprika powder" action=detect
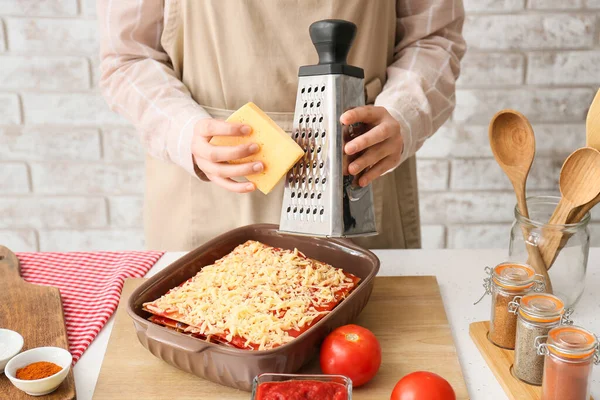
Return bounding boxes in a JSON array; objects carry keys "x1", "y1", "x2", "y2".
[
  {"x1": 539, "y1": 326, "x2": 599, "y2": 400},
  {"x1": 16, "y1": 361, "x2": 62, "y2": 380}
]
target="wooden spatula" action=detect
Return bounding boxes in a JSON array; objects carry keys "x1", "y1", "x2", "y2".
[
  {"x1": 538, "y1": 148, "x2": 600, "y2": 269},
  {"x1": 568, "y1": 89, "x2": 600, "y2": 223}
]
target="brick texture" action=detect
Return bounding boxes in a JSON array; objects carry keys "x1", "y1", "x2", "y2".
[
  {"x1": 458, "y1": 52, "x2": 524, "y2": 86},
  {"x1": 528, "y1": 0, "x2": 582, "y2": 9},
  {"x1": 0, "y1": 229, "x2": 38, "y2": 252},
  {"x1": 0, "y1": 1, "x2": 78, "y2": 17},
  {"x1": 0, "y1": 56, "x2": 89, "y2": 90},
  {"x1": 108, "y1": 196, "x2": 144, "y2": 227},
  {"x1": 38, "y1": 229, "x2": 144, "y2": 251},
  {"x1": 0, "y1": 2, "x2": 599, "y2": 251},
  {"x1": 22, "y1": 93, "x2": 126, "y2": 125},
  {"x1": 448, "y1": 224, "x2": 512, "y2": 249},
  {"x1": 102, "y1": 128, "x2": 145, "y2": 161},
  {"x1": 0, "y1": 163, "x2": 30, "y2": 194},
  {"x1": 1, "y1": 163, "x2": 30, "y2": 193},
  {"x1": 454, "y1": 89, "x2": 594, "y2": 124},
  {"x1": 0, "y1": 126, "x2": 101, "y2": 160},
  {"x1": 0, "y1": 197, "x2": 107, "y2": 228},
  {"x1": 5, "y1": 18, "x2": 98, "y2": 54},
  {"x1": 0, "y1": 19, "x2": 6, "y2": 52},
  {"x1": 463, "y1": 0, "x2": 524, "y2": 12},
  {"x1": 527, "y1": 52, "x2": 600, "y2": 85},
  {"x1": 464, "y1": 14, "x2": 594, "y2": 50},
  {"x1": 0, "y1": 93, "x2": 21, "y2": 124},
  {"x1": 421, "y1": 225, "x2": 446, "y2": 249},
  {"x1": 30, "y1": 162, "x2": 144, "y2": 194},
  {"x1": 81, "y1": 0, "x2": 96, "y2": 16},
  {"x1": 450, "y1": 158, "x2": 561, "y2": 190},
  {"x1": 417, "y1": 160, "x2": 449, "y2": 191}
]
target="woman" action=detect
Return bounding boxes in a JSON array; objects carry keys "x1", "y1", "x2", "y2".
[{"x1": 98, "y1": 1, "x2": 465, "y2": 251}]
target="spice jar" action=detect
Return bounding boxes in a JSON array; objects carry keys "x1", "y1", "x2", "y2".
[
  {"x1": 508, "y1": 293, "x2": 570, "y2": 385},
  {"x1": 476, "y1": 262, "x2": 545, "y2": 349},
  {"x1": 537, "y1": 326, "x2": 600, "y2": 400}
]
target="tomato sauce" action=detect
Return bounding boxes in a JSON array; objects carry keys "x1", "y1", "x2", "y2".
[{"x1": 256, "y1": 380, "x2": 348, "y2": 400}]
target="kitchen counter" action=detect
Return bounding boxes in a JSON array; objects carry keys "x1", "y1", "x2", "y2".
[{"x1": 74, "y1": 248, "x2": 600, "y2": 399}]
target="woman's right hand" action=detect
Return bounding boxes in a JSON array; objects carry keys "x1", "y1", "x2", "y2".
[{"x1": 192, "y1": 118, "x2": 263, "y2": 193}]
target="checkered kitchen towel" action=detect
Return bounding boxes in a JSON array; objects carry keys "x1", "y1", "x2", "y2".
[{"x1": 16, "y1": 251, "x2": 164, "y2": 363}]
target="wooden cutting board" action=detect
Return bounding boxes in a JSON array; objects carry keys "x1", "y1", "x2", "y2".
[
  {"x1": 93, "y1": 277, "x2": 468, "y2": 399},
  {"x1": 0, "y1": 246, "x2": 75, "y2": 399}
]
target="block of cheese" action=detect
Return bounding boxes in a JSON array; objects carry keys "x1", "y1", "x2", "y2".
[{"x1": 210, "y1": 102, "x2": 304, "y2": 194}]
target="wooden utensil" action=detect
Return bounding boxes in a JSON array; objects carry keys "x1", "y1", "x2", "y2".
[
  {"x1": 488, "y1": 110, "x2": 550, "y2": 289},
  {"x1": 567, "y1": 89, "x2": 600, "y2": 224},
  {"x1": 0, "y1": 246, "x2": 75, "y2": 400},
  {"x1": 539, "y1": 147, "x2": 600, "y2": 268},
  {"x1": 93, "y1": 278, "x2": 468, "y2": 400}
]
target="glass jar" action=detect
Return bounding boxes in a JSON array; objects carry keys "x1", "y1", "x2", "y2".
[
  {"x1": 536, "y1": 326, "x2": 600, "y2": 400},
  {"x1": 509, "y1": 196, "x2": 590, "y2": 311},
  {"x1": 508, "y1": 293, "x2": 570, "y2": 385},
  {"x1": 477, "y1": 262, "x2": 545, "y2": 349}
]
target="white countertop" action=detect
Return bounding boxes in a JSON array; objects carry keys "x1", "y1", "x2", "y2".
[{"x1": 74, "y1": 249, "x2": 600, "y2": 399}]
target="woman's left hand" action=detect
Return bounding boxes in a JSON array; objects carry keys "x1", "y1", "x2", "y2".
[{"x1": 340, "y1": 105, "x2": 404, "y2": 187}]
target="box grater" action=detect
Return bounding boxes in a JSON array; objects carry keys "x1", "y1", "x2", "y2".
[{"x1": 279, "y1": 19, "x2": 377, "y2": 238}]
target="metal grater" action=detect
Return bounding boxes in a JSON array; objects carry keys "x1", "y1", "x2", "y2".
[{"x1": 279, "y1": 19, "x2": 377, "y2": 238}]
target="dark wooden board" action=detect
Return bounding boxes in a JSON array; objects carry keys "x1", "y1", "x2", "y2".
[
  {"x1": 0, "y1": 246, "x2": 75, "y2": 399},
  {"x1": 93, "y1": 277, "x2": 468, "y2": 399}
]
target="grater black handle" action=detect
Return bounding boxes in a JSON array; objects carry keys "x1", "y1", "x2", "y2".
[
  {"x1": 309, "y1": 19, "x2": 356, "y2": 66},
  {"x1": 299, "y1": 19, "x2": 364, "y2": 78}
]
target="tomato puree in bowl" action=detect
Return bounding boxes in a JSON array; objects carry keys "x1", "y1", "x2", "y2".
[{"x1": 256, "y1": 380, "x2": 348, "y2": 400}]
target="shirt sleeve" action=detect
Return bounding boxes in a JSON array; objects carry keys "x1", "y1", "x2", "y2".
[
  {"x1": 375, "y1": 0, "x2": 466, "y2": 164},
  {"x1": 97, "y1": 0, "x2": 211, "y2": 178}
]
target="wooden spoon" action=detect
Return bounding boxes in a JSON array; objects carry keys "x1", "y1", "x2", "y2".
[
  {"x1": 539, "y1": 147, "x2": 600, "y2": 268},
  {"x1": 567, "y1": 89, "x2": 600, "y2": 224},
  {"x1": 488, "y1": 110, "x2": 550, "y2": 288}
]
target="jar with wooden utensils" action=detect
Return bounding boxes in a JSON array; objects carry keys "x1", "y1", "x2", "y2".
[
  {"x1": 536, "y1": 325, "x2": 599, "y2": 400},
  {"x1": 475, "y1": 262, "x2": 545, "y2": 349},
  {"x1": 508, "y1": 196, "x2": 590, "y2": 312},
  {"x1": 508, "y1": 293, "x2": 571, "y2": 386}
]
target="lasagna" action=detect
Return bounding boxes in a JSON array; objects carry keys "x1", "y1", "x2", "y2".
[{"x1": 143, "y1": 240, "x2": 360, "y2": 351}]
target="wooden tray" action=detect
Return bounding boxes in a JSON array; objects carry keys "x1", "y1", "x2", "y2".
[
  {"x1": 0, "y1": 246, "x2": 75, "y2": 400},
  {"x1": 93, "y1": 277, "x2": 468, "y2": 399},
  {"x1": 470, "y1": 321, "x2": 593, "y2": 400}
]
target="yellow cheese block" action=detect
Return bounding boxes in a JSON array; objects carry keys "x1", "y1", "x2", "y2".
[{"x1": 210, "y1": 102, "x2": 304, "y2": 194}]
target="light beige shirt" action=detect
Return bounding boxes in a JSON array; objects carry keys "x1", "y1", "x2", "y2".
[{"x1": 98, "y1": 0, "x2": 465, "y2": 179}]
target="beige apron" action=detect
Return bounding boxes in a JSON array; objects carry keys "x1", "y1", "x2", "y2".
[{"x1": 144, "y1": 0, "x2": 421, "y2": 251}]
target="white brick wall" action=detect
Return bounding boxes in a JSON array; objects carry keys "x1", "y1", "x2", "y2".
[{"x1": 0, "y1": 1, "x2": 599, "y2": 251}]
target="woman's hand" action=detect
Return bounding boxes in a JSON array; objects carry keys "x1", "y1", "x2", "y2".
[
  {"x1": 192, "y1": 118, "x2": 263, "y2": 193},
  {"x1": 340, "y1": 106, "x2": 404, "y2": 187}
]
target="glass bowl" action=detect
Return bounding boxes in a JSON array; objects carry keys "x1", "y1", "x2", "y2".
[{"x1": 250, "y1": 373, "x2": 352, "y2": 399}]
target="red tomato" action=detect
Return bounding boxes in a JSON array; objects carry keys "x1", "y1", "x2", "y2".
[
  {"x1": 390, "y1": 371, "x2": 456, "y2": 400},
  {"x1": 320, "y1": 324, "x2": 381, "y2": 387}
]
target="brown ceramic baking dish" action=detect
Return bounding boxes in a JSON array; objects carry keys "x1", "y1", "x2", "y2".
[{"x1": 127, "y1": 223, "x2": 380, "y2": 391}]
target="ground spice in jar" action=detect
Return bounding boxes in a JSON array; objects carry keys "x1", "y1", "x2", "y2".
[
  {"x1": 489, "y1": 291, "x2": 519, "y2": 349},
  {"x1": 539, "y1": 326, "x2": 599, "y2": 400},
  {"x1": 542, "y1": 353, "x2": 593, "y2": 400},
  {"x1": 16, "y1": 361, "x2": 62, "y2": 380},
  {"x1": 484, "y1": 263, "x2": 544, "y2": 350},
  {"x1": 512, "y1": 293, "x2": 566, "y2": 386}
]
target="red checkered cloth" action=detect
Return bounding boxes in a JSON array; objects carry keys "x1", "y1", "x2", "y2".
[{"x1": 16, "y1": 251, "x2": 164, "y2": 364}]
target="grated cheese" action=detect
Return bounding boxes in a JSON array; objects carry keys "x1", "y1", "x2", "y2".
[{"x1": 143, "y1": 240, "x2": 358, "y2": 350}]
